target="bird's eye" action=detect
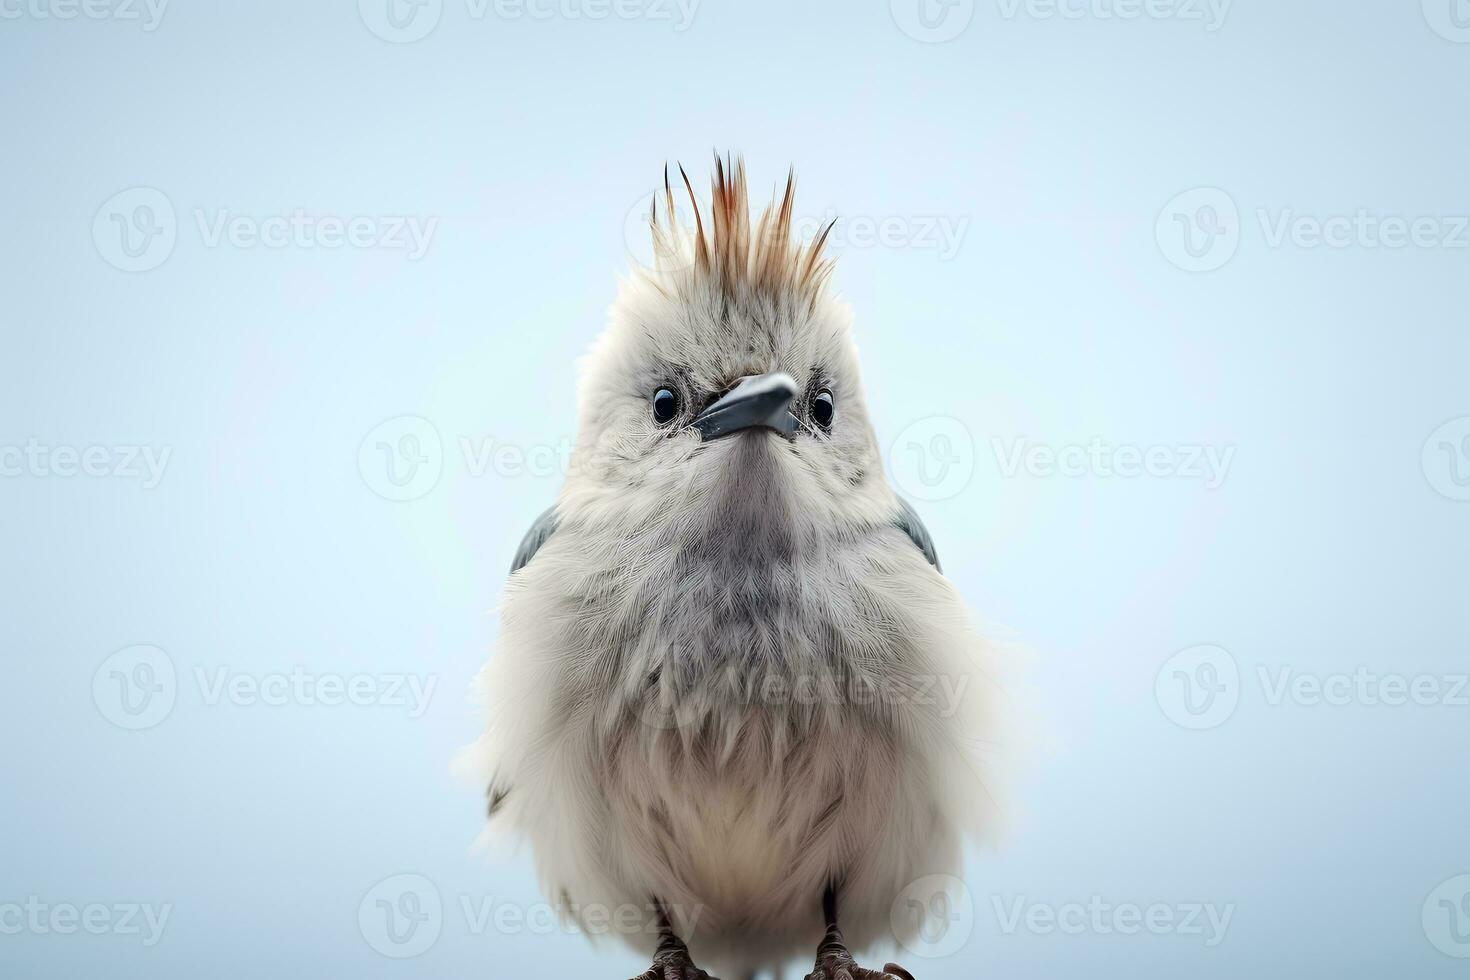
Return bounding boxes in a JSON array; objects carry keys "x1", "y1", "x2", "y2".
[
  {"x1": 652, "y1": 387, "x2": 679, "y2": 424},
  {"x1": 812, "y1": 388, "x2": 835, "y2": 430}
]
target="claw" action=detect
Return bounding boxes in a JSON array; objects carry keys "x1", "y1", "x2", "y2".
[
  {"x1": 806, "y1": 950, "x2": 915, "y2": 980},
  {"x1": 630, "y1": 953, "x2": 719, "y2": 980},
  {"x1": 633, "y1": 900, "x2": 719, "y2": 980}
]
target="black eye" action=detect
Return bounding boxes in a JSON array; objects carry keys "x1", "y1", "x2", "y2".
[
  {"x1": 652, "y1": 387, "x2": 679, "y2": 424},
  {"x1": 812, "y1": 388, "x2": 834, "y2": 429}
]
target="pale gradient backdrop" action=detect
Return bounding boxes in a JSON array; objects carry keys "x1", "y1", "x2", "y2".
[{"x1": 3, "y1": 1, "x2": 1469, "y2": 977}]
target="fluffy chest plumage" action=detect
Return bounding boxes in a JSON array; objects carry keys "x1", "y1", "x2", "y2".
[{"x1": 553, "y1": 521, "x2": 915, "y2": 739}]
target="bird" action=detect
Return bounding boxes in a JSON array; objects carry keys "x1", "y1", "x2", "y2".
[{"x1": 460, "y1": 155, "x2": 1001, "y2": 980}]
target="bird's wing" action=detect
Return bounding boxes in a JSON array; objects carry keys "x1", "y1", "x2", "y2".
[
  {"x1": 893, "y1": 496, "x2": 942, "y2": 572},
  {"x1": 490, "y1": 506, "x2": 560, "y2": 819},
  {"x1": 510, "y1": 505, "x2": 559, "y2": 575}
]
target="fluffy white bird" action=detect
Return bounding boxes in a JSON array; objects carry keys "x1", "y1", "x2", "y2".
[{"x1": 462, "y1": 157, "x2": 1000, "y2": 980}]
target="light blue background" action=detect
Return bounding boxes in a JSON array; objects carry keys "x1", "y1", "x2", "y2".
[{"x1": 3, "y1": 0, "x2": 1468, "y2": 976}]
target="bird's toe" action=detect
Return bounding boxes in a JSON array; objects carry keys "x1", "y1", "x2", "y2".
[
  {"x1": 629, "y1": 957, "x2": 719, "y2": 980},
  {"x1": 805, "y1": 955, "x2": 915, "y2": 980}
]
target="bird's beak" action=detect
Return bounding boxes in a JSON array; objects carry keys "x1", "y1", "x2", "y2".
[{"x1": 691, "y1": 372, "x2": 799, "y2": 441}]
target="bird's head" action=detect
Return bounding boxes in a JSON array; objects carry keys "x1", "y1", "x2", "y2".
[{"x1": 562, "y1": 156, "x2": 893, "y2": 539}]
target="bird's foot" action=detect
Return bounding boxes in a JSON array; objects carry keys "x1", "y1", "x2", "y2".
[
  {"x1": 629, "y1": 944, "x2": 720, "y2": 980},
  {"x1": 804, "y1": 943, "x2": 915, "y2": 980}
]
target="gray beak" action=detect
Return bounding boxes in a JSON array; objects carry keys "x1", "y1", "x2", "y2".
[{"x1": 691, "y1": 372, "x2": 799, "y2": 441}]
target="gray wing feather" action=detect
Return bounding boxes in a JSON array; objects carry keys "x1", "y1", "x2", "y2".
[
  {"x1": 495, "y1": 506, "x2": 559, "y2": 816},
  {"x1": 510, "y1": 506, "x2": 559, "y2": 575},
  {"x1": 893, "y1": 497, "x2": 941, "y2": 572}
]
